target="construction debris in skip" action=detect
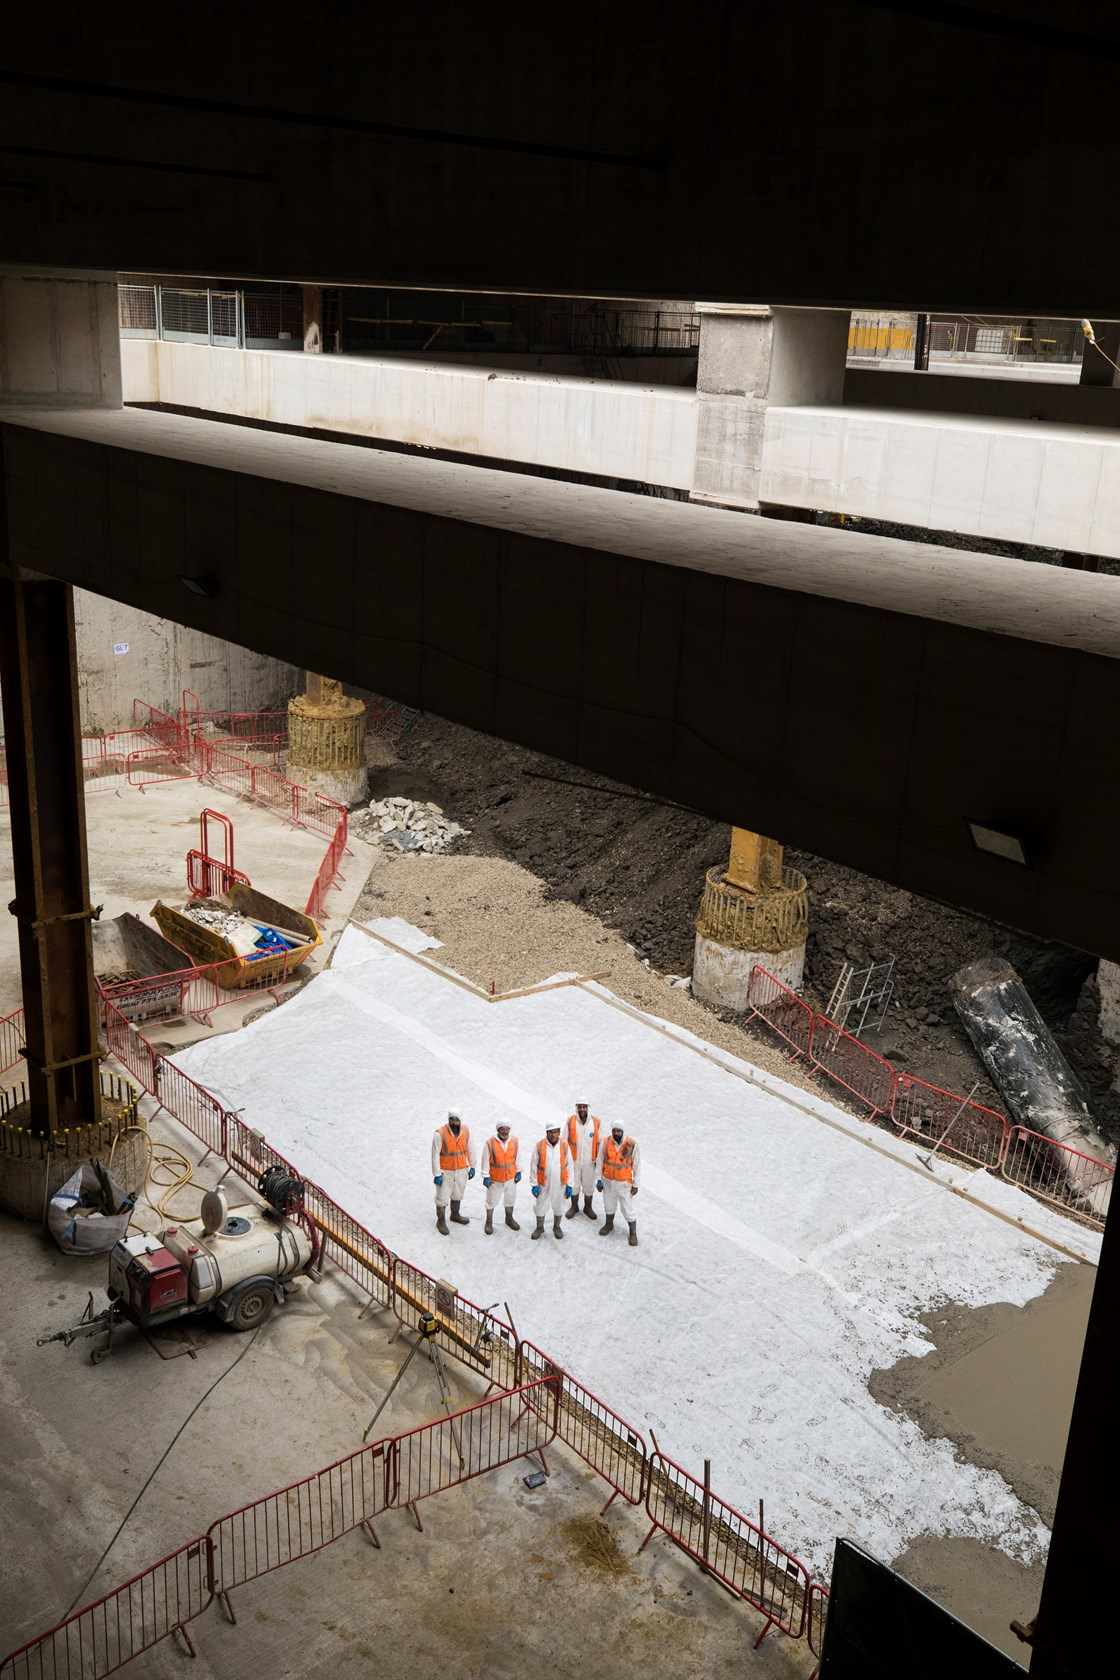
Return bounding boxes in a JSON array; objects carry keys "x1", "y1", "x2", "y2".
[{"x1": 358, "y1": 796, "x2": 469, "y2": 854}]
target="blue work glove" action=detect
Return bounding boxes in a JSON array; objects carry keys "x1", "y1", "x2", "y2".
[
  {"x1": 468, "y1": 1167, "x2": 476, "y2": 1179},
  {"x1": 483, "y1": 1176, "x2": 492, "y2": 1188},
  {"x1": 596, "y1": 1179, "x2": 604, "y2": 1192},
  {"x1": 514, "y1": 1172, "x2": 522, "y2": 1183},
  {"x1": 434, "y1": 1175, "x2": 443, "y2": 1187},
  {"x1": 531, "y1": 1185, "x2": 540, "y2": 1198},
  {"x1": 565, "y1": 1185, "x2": 573, "y2": 1198}
]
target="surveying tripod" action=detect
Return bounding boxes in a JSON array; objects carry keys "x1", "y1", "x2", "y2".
[{"x1": 363, "y1": 1310, "x2": 464, "y2": 1464}]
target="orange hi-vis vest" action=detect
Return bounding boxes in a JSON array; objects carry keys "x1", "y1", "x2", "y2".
[
  {"x1": 566, "y1": 1113, "x2": 601, "y2": 1162},
  {"x1": 486, "y1": 1136, "x2": 518, "y2": 1183},
  {"x1": 438, "y1": 1123, "x2": 471, "y2": 1172},
  {"x1": 533, "y1": 1137, "x2": 570, "y2": 1187},
  {"x1": 601, "y1": 1136, "x2": 636, "y2": 1182}
]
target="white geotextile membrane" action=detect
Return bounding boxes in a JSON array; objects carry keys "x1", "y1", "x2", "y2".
[{"x1": 177, "y1": 925, "x2": 1069, "y2": 1578}]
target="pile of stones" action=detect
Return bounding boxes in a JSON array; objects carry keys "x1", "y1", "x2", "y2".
[{"x1": 362, "y1": 796, "x2": 469, "y2": 854}]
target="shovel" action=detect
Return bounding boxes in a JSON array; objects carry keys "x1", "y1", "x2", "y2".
[{"x1": 917, "y1": 1082, "x2": 981, "y2": 1172}]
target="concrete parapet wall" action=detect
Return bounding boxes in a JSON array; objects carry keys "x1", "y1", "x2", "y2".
[
  {"x1": 760, "y1": 405, "x2": 1120, "y2": 559},
  {"x1": 121, "y1": 340, "x2": 697, "y2": 490}
]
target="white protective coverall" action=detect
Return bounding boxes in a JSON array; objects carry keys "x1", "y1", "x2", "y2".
[
  {"x1": 596, "y1": 1133, "x2": 641, "y2": 1222},
  {"x1": 431, "y1": 1121, "x2": 477, "y2": 1210},
  {"x1": 565, "y1": 1111, "x2": 603, "y2": 1199},
  {"x1": 531, "y1": 1135, "x2": 572, "y2": 1216}
]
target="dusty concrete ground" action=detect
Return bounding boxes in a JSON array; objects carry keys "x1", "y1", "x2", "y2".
[{"x1": 0, "y1": 1107, "x2": 807, "y2": 1679}]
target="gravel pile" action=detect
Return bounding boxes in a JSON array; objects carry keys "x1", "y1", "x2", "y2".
[
  {"x1": 184, "y1": 905, "x2": 246, "y2": 939},
  {"x1": 356, "y1": 796, "x2": 469, "y2": 854}
]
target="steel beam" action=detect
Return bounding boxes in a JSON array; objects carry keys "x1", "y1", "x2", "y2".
[{"x1": 0, "y1": 568, "x2": 101, "y2": 1135}]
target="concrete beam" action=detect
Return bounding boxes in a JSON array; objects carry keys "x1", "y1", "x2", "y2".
[
  {"x1": 2, "y1": 5, "x2": 1119, "y2": 314},
  {"x1": 4, "y1": 404, "x2": 1120, "y2": 959}
]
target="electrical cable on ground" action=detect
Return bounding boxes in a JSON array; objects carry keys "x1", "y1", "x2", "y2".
[{"x1": 61, "y1": 1325, "x2": 262, "y2": 1621}]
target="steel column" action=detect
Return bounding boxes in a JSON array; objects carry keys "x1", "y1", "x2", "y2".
[{"x1": 0, "y1": 567, "x2": 102, "y2": 1135}]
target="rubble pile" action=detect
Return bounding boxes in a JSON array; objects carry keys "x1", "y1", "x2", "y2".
[
  {"x1": 184, "y1": 904, "x2": 246, "y2": 939},
  {"x1": 360, "y1": 796, "x2": 469, "y2": 855}
]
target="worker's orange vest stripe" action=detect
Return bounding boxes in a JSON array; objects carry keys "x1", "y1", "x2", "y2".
[
  {"x1": 486, "y1": 1137, "x2": 518, "y2": 1183},
  {"x1": 439, "y1": 1123, "x2": 471, "y2": 1172},
  {"x1": 566, "y1": 1114, "x2": 601, "y2": 1161},
  {"x1": 602, "y1": 1136, "x2": 636, "y2": 1182},
  {"x1": 533, "y1": 1138, "x2": 570, "y2": 1186}
]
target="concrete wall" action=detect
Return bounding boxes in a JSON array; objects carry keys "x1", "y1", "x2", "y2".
[
  {"x1": 121, "y1": 340, "x2": 697, "y2": 490},
  {"x1": 760, "y1": 406, "x2": 1120, "y2": 558},
  {"x1": 0, "y1": 269, "x2": 120, "y2": 408},
  {"x1": 72, "y1": 592, "x2": 300, "y2": 732}
]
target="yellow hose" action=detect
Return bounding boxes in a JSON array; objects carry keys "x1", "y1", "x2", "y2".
[{"x1": 109, "y1": 1122, "x2": 209, "y2": 1233}]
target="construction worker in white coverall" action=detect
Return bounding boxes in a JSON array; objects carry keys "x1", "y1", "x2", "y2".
[
  {"x1": 530, "y1": 1121, "x2": 574, "y2": 1240},
  {"x1": 565, "y1": 1102, "x2": 602, "y2": 1221},
  {"x1": 596, "y1": 1123, "x2": 641, "y2": 1247},
  {"x1": 482, "y1": 1122, "x2": 522, "y2": 1234},
  {"x1": 432, "y1": 1110, "x2": 477, "y2": 1235}
]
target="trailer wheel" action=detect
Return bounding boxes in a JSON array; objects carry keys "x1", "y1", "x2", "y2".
[{"x1": 223, "y1": 1282, "x2": 276, "y2": 1331}]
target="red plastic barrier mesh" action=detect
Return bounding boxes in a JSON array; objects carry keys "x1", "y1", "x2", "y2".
[
  {"x1": 98, "y1": 969, "x2": 191, "y2": 1028},
  {"x1": 125, "y1": 745, "x2": 192, "y2": 792},
  {"x1": 519, "y1": 1341, "x2": 647, "y2": 1507},
  {"x1": 642, "y1": 1451, "x2": 810, "y2": 1641},
  {"x1": 203, "y1": 745, "x2": 255, "y2": 801},
  {"x1": 747, "y1": 965, "x2": 814, "y2": 1058},
  {"x1": 891, "y1": 1073, "x2": 1008, "y2": 1170},
  {"x1": 1001, "y1": 1126, "x2": 1113, "y2": 1227},
  {"x1": 809, "y1": 1015, "x2": 896, "y2": 1116},
  {"x1": 0, "y1": 1538, "x2": 212, "y2": 1679},
  {"x1": 387, "y1": 1379, "x2": 559, "y2": 1511},
  {"x1": 208, "y1": 1442, "x2": 387, "y2": 1600}
]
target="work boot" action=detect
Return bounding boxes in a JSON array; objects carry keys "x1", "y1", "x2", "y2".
[
  {"x1": 505, "y1": 1208, "x2": 521, "y2": 1232},
  {"x1": 436, "y1": 1207, "x2": 449, "y2": 1236},
  {"x1": 583, "y1": 1195, "x2": 596, "y2": 1220},
  {"x1": 565, "y1": 1195, "x2": 580, "y2": 1219},
  {"x1": 599, "y1": 1214, "x2": 615, "y2": 1237},
  {"x1": 553, "y1": 1216, "x2": 564, "y2": 1240},
  {"x1": 484, "y1": 1210, "x2": 494, "y2": 1235},
  {"x1": 628, "y1": 1222, "x2": 639, "y2": 1248},
  {"x1": 450, "y1": 1200, "x2": 470, "y2": 1225},
  {"x1": 531, "y1": 1217, "x2": 545, "y2": 1240}
]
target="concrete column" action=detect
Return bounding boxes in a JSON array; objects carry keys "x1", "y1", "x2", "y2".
[
  {"x1": 0, "y1": 267, "x2": 121, "y2": 406},
  {"x1": 690, "y1": 304, "x2": 849, "y2": 509},
  {"x1": 1079, "y1": 320, "x2": 1120, "y2": 387},
  {"x1": 303, "y1": 285, "x2": 323, "y2": 354}
]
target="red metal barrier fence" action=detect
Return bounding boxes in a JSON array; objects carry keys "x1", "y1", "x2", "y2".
[
  {"x1": 518, "y1": 1340, "x2": 648, "y2": 1513},
  {"x1": 892, "y1": 1072, "x2": 1008, "y2": 1170},
  {"x1": 388, "y1": 1378, "x2": 559, "y2": 1525},
  {"x1": 806, "y1": 1581, "x2": 829, "y2": 1676},
  {"x1": 641, "y1": 1451, "x2": 811, "y2": 1645},
  {"x1": 1001, "y1": 1125, "x2": 1114, "y2": 1223},
  {"x1": 208, "y1": 1441, "x2": 388, "y2": 1623},
  {"x1": 0, "y1": 1538, "x2": 213, "y2": 1678},
  {"x1": 748, "y1": 964, "x2": 1115, "y2": 1228},
  {"x1": 0, "y1": 1007, "x2": 25, "y2": 1077},
  {"x1": 745, "y1": 966, "x2": 814, "y2": 1061},
  {"x1": 808, "y1": 1014, "x2": 896, "y2": 1117}
]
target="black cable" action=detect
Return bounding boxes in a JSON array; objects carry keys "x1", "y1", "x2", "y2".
[{"x1": 62, "y1": 1326, "x2": 262, "y2": 1620}]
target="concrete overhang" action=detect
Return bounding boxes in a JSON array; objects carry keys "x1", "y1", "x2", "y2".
[{"x1": 4, "y1": 404, "x2": 1120, "y2": 956}]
